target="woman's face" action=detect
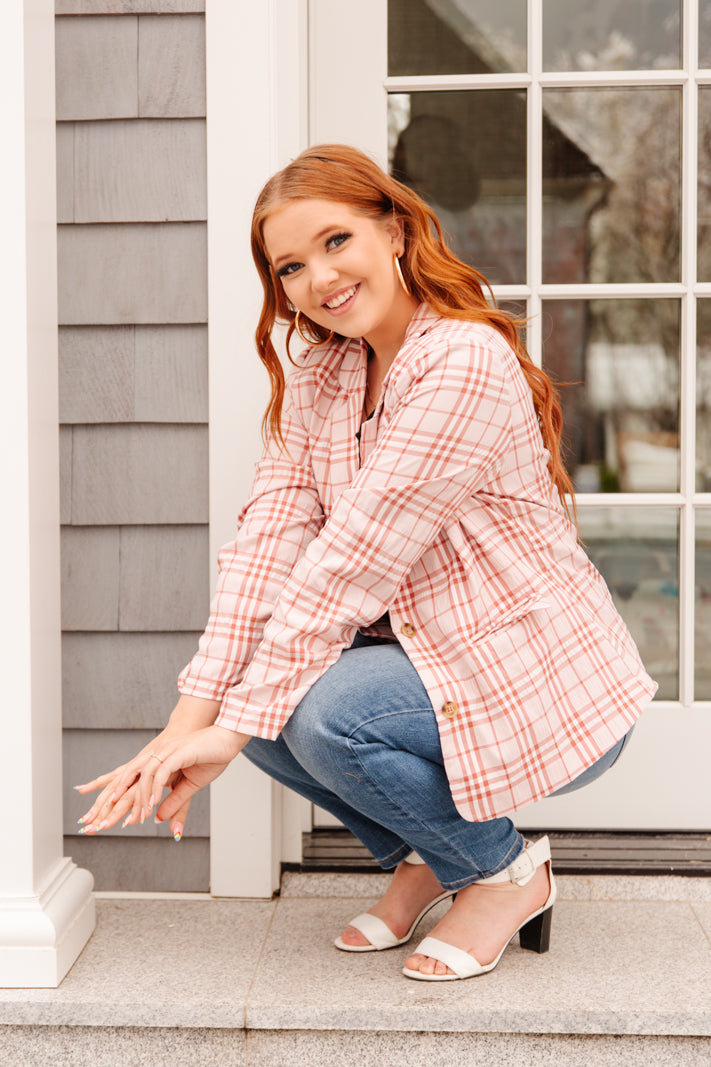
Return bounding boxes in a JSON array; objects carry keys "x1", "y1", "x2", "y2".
[{"x1": 263, "y1": 198, "x2": 417, "y2": 357}]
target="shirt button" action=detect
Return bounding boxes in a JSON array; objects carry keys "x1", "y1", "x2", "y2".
[
  {"x1": 441, "y1": 701, "x2": 458, "y2": 719},
  {"x1": 400, "y1": 622, "x2": 416, "y2": 638}
]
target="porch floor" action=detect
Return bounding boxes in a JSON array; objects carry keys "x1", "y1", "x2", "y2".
[{"x1": 1, "y1": 871, "x2": 710, "y2": 1065}]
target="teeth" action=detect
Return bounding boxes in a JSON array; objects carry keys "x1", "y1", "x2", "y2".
[{"x1": 325, "y1": 286, "x2": 356, "y2": 309}]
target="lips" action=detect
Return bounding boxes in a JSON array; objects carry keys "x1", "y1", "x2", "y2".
[{"x1": 323, "y1": 284, "x2": 359, "y2": 313}]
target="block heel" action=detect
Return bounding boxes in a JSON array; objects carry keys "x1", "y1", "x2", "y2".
[{"x1": 519, "y1": 901, "x2": 553, "y2": 953}]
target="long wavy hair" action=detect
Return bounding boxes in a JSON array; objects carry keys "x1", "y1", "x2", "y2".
[{"x1": 251, "y1": 143, "x2": 574, "y2": 512}]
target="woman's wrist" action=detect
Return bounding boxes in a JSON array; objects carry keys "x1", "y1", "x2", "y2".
[{"x1": 165, "y1": 693, "x2": 223, "y2": 734}]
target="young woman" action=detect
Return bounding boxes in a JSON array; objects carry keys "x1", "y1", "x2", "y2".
[{"x1": 76, "y1": 144, "x2": 656, "y2": 981}]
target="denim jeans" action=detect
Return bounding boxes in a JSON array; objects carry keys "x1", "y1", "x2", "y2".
[{"x1": 242, "y1": 636, "x2": 629, "y2": 891}]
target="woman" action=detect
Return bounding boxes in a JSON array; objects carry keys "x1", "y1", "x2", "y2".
[{"x1": 76, "y1": 144, "x2": 656, "y2": 982}]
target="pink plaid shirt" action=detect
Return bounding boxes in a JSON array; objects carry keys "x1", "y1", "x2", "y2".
[{"x1": 179, "y1": 305, "x2": 656, "y2": 821}]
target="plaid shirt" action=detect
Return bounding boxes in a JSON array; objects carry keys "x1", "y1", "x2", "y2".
[{"x1": 179, "y1": 305, "x2": 656, "y2": 821}]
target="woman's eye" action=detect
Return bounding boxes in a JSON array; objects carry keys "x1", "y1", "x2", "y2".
[
  {"x1": 276, "y1": 262, "x2": 302, "y2": 278},
  {"x1": 327, "y1": 232, "x2": 351, "y2": 251}
]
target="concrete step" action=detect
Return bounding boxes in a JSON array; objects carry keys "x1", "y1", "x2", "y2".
[{"x1": 1, "y1": 873, "x2": 710, "y2": 1065}]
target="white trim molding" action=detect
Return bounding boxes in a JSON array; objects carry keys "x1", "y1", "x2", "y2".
[{"x1": 0, "y1": 0, "x2": 94, "y2": 986}]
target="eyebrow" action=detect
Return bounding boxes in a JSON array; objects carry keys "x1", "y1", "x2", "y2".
[{"x1": 271, "y1": 224, "x2": 347, "y2": 270}]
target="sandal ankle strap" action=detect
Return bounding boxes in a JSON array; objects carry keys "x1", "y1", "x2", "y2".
[{"x1": 480, "y1": 836, "x2": 551, "y2": 887}]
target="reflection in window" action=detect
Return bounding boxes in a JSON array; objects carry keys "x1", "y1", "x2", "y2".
[
  {"x1": 697, "y1": 90, "x2": 711, "y2": 282},
  {"x1": 696, "y1": 510, "x2": 711, "y2": 699},
  {"x1": 543, "y1": 89, "x2": 681, "y2": 284},
  {"x1": 389, "y1": 90, "x2": 526, "y2": 284},
  {"x1": 543, "y1": 0, "x2": 681, "y2": 72},
  {"x1": 697, "y1": 303, "x2": 711, "y2": 490},
  {"x1": 543, "y1": 300, "x2": 680, "y2": 493},
  {"x1": 388, "y1": 0, "x2": 526, "y2": 77},
  {"x1": 701, "y1": 0, "x2": 711, "y2": 67},
  {"x1": 578, "y1": 508, "x2": 678, "y2": 700}
]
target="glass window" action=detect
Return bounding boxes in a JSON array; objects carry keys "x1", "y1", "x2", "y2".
[
  {"x1": 389, "y1": 0, "x2": 526, "y2": 76},
  {"x1": 543, "y1": 0, "x2": 681, "y2": 72},
  {"x1": 543, "y1": 88, "x2": 681, "y2": 284},
  {"x1": 696, "y1": 510, "x2": 711, "y2": 699},
  {"x1": 543, "y1": 300, "x2": 680, "y2": 493},
  {"x1": 389, "y1": 90, "x2": 526, "y2": 284},
  {"x1": 697, "y1": 301, "x2": 711, "y2": 491},
  {"x1": 578, "y1": 508, "x2": 679, "y2": 700},
  {"x1": 701, "y1": 0, "x2": 711, "y2": 66},
  {"x1": 697, "y1": 89, "x2": 711, "y2": 282}
]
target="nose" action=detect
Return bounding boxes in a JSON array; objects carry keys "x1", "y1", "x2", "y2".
[{"x1": 311, "y1": 258, "x2": 339, "y2": 293}]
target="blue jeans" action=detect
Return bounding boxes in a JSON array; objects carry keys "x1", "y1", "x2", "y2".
[{"x1": 242, "y1": 636, "x2": 629, "y2": 891}]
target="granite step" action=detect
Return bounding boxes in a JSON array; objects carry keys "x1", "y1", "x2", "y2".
[{"x1": 1, "y1": 873, "x2": 710, "y2": 1065}]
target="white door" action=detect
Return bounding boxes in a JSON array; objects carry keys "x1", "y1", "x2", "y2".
[{"x1": 307, "y1": 0, "x2": 711, "y2": 830}]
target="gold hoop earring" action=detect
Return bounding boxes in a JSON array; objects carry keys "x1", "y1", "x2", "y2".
[
  {"x1": 394, "y1": 253, "x2": 410, "y2": 296},
  {"x1": 294, "y1": 310, "x2": 334, "y2": 346}
]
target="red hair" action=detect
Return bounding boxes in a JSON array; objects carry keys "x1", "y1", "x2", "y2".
[{"x1": 251, "y1": 144, "x2": 574, "y2": 513}]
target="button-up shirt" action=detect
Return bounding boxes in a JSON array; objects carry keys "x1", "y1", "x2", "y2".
[{"x1": 178, "y1": 304, "x2": 657, "y2": 821}]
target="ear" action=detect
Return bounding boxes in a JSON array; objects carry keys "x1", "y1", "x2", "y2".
[{"x1": 382, "y1": 215, "x2": 405, "y2": 254}]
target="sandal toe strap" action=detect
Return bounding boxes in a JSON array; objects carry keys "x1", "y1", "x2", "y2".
[
  {"x1": 414, "y1": 936, "x2": 484, "y2": 978},
  {"x1": 347, "y1": 912, "x2": 399, "y2": 949}
]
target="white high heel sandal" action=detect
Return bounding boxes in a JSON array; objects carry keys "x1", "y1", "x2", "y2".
[
  {"x1": 402, "y1": 836, "x2": 556, "y2": 981},
  {"x1": 335, "y1": 852, "x2": 454, "y2": 952}
]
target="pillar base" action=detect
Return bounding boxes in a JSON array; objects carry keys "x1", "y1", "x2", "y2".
[{"x1": 0, "y1": 857, "x2": 95, "y2": 988}]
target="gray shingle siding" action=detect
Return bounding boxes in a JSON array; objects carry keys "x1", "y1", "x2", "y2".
[{"x1": 58, "y1": 4, "x2": 210, "y2": 890}]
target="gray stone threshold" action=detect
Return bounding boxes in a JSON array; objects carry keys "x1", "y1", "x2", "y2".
[{"x1": 1, "y1": 873, "x2": 710, "y2": 1063}]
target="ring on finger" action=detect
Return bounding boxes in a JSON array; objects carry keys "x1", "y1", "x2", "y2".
[{"x1": 147, "y1": 752, "x2": 165, "y2": 763}]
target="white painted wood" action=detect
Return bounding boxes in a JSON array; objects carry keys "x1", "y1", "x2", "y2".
[
  {"x1": 138, "y1": 14, "x2": 206, "y2": 117},
  {"x1": 70, "y1": 424, "x2": 208, "y2": 524},
  {"x1": 118, "y1": 525, "x2": 209, "y2": 630},
  {"x1": 309, "y1": 0, "x2": 388, "y2": 159},
  {"x1": 59, "y1": 326, "x2": 135, "y2": 423},
  {"x1": 62, "y1": 631, "x2": 202, "y2": 727},
  {"x1": 0, "y1": 0, "x2": 94, "y2": 987},
  {"x1": 55, "y1": 15, "x2": 138, "y2": 121},
  {"x1": 72, "y1": 119, "x2": 207, "y2": 222},
  {"x1": 134, "y1": 325, "x2": 208, "y2": 421},
  {"x1": 63, "y1": 729, "x2": 210, "y2": 835},
  {"x1": 61, "y1": 527, "x2": 120, "y2": 630},
  {"x1": 58, "y1": 222, "x2": 208, "y2": 324},
  {"x1": 206, "y1": 0, "x2": 309, "y2": 898}
]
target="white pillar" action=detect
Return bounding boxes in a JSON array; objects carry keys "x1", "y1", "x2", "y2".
[
  {"x1": 0, "y1": 0, "x2": 94, "y2": 986},
  {"x1": 206, "y1": 0, "x2": 309, "y2": 896}
]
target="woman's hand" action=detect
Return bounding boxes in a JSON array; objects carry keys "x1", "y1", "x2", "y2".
[{"x1": 74, "y1": 694, "x2": 242, "y2": 840}]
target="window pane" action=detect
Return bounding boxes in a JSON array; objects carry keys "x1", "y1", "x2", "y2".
[
  {"x1": 389, "y1": 90, "x2": 526, "y2": 284},
  {"x1": 388, "y1": 0, "x2": 526, "y2": 76},
  {"x1": 543, "y1": 300, "x2": 680, "y2": 493},
  {"x1": 697, "y1": 301, "x2": 711, "y2": 489},
  {"x1": 543, "y1": 88, "x2": 681, "y2": 284},
  {"x1": 696, "y1": 510, "x2": 711, "y2": 699},
  {"x1": 579, "y1": 508, "x2": 678, "y2": 700},
  {"x1": 543, "y1": 0, "x2": 681, "y2": 72},
  {"x1": 701, "y1": 0, "x2": 711, "y2": 66},
  {"x1": 697, "y1": 90, "x2": 711, "y2": 282}
]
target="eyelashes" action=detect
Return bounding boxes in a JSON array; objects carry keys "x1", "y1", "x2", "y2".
[{"x1": 275, "y1": 231, "x2": 353, "y2": 279}]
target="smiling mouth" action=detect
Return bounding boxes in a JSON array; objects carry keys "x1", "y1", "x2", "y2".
[{"x1": 323, "y1": 284, "x2": 359, "y2": 311}]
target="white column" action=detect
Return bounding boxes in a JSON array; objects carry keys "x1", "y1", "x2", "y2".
[
  {"x1": 206, "y1": 0, "x2": 309, "y2": 897},
  {"x1": 0, "y1": 0, "x2": 94, "y2": 986}
]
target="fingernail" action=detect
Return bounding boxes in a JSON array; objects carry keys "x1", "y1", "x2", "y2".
[
  {"x1": 140, "y1": 808, "x2": 145, "y2": 825},
  {"x1": 78, "y1": 826, "x2": 87, "y2": 835},
  {"x1": 122, "y1": 816, "x2": 131, "y2": 829},
  {"x1": 148, "y1": 795, "x2": 155, "y2": 809},
  {"x1": 97, "y1": 820, "x2": 108, "y2": 831},
  {"x1": 173, "y1": 824, "x2": 183, "y2": 842},
  {"x1": 77, "y1": 815, "x2": 87, "y2": 825}
]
